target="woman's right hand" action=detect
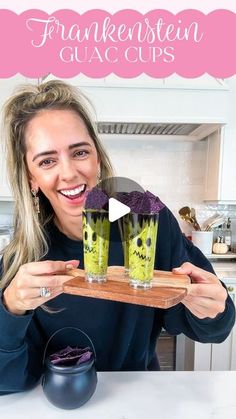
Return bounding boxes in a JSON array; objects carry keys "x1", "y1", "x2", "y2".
[{"x1": 2, "y1": 259, "x2": 79, "y2": 315}]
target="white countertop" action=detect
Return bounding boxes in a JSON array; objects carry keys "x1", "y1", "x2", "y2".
[{"x1": 1, "y1": 372, "x2": 236, "y2": 419}]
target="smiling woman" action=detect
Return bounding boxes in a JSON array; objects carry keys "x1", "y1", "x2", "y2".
[{"x1": 1, "y1": 80, "x2": 114, "y2": 292}]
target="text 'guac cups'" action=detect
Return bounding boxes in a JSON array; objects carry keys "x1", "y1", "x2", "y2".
[
  {"x1": 83, "y1": 209, "x2": 110, "y2": 282},
  {"x1": 128, "y1": 213, "x2": 159, "y2": 289}
]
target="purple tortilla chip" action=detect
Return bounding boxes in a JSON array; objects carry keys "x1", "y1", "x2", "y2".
[
  {"x1": 116, "y1": 192, "x2": 130, "y2": 206},
  {"x1": 50, "y1": 346, "x2": 75, "y2": 359},
  {"x1": 85, "y1": 187, "x2": 109, "y2": 210},
  {"x1": 133, "y1": 191, "x2": 150, "y2": 213},
  {"x1": 77, "y1": 351, "x2": 93, "y2": 365},
  {"x1": 49, "y1": 346, "x2": 93, "y2": 366},
  {"x1": 145, "y1": 190, "x2": 165, "y2": 213},
  {"x1": 117, "y1": 190, "x2": 165, "y2": 214}
]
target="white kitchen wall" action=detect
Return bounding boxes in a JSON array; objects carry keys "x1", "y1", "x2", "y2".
[{"x1": 102, "y1": 138, "x2": 208, "y2": 232}]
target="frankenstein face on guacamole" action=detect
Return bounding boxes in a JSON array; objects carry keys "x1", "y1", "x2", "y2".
[
  {"x1": 128, "y1": 213, "x2": 158, "y2": 284},
  {"x1": 117, "y1": 191, "x2": 165, "y2": 286},
  {"x1": 83, "y1": 188, "x2": 110, "y2": 281}
]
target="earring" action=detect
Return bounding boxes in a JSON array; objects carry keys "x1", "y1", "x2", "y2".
[
  {"x1": 97, "y1": 168, "x2": 101, "y2": 182},
  {"x1": 31, "y1": 189, "x2": 40, "y2": 214}
]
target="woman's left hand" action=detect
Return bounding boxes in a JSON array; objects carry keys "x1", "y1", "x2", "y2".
[{"x1": 173, "y1": 262, "x2": 228, "y2": 319}]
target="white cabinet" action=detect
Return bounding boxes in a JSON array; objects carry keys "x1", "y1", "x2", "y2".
[
  {"x1": 204, "y1": 77, "x2": 236, "y2": 203},
  {"x1": 0, "y1": 151, "x2": 12, "y2": 200},
  {"x1": 204, "y1": 127, "x2": 236, "y2": 202},
  {"x1": 0, "y1": 75, "x2": 29, "y2": 200},
  {"x1": 46, "y1": 74, "x2": 229, "y2": 130},
  {"x1": 219, "y1": 133, "x2": 236, "y2": 202},
  {"x1": 213, "y1": 282, "x2": 236, "y2": 370},
  {"x1": 194, "y1": 281, "x2": 236, "y2": 371},
  {"x1": 177, "y1": 279, "x2": 236, "y2": 371}
]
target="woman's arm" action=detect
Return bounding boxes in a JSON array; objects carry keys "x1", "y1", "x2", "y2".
[
  {"x1": 158, "y1": 209, "x2": 235, "y2": 343},
  {"x1": 0, "y1": 291, "x2": 43, "y2": 394},
  {"x1": 0, "y1": 258, "x2": 78, "y2": 394}
]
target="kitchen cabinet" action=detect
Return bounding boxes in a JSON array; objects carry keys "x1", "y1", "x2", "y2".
[
  {"x1": 49, "y1": 73, "x2": 228, "y2": 89},
  {"x1": 204, "y1": 127, "x2": 236, "y2": 202},
  {"x1": 0, "y1": 149, "x2": 12, "y2": 200},
  {"x1": 0, "y1": 75, "x2": 29, "y2": 200},
  {"x1": 176, "y1": 278, "x2": 236, "y2": 371},
  {"x1": 211, "y1": 280, "x2": 235, "y2": 371},
  {"x1": 204, "y1": 77, "x2": 236, "y2": 203},
  {"x1": 45, "y1": 74, "x2": 229, "y2": 137}
]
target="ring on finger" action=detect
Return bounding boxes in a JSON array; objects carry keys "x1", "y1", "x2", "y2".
[{"x1": 39, "y1": 287, "x2": 51, "y2": 298}]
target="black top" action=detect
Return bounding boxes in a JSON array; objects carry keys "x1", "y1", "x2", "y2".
[{"x1": 0, "y1": 207, "x2": 235, "y2": 394}]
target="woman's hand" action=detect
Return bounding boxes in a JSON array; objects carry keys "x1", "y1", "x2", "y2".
[
  {"x1": 173, "y1": 262, "x2": 227, "y2": 319},
  {"x1": 3, "y1": 259, "x2": 79, "y2": 316}
]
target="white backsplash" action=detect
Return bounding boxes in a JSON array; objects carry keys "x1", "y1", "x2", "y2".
[{"x1": 103, "y1": 138, "x2": 208, "y2": 231}]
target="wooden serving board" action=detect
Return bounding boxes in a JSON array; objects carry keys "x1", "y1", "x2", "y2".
[{"x1": 63, "y1": 266, "x2": 190, "y2": 309}]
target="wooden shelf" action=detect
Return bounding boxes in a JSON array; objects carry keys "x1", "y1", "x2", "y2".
[{"x1": 63, "y1": 266, "x2": 190, "y2": 309}]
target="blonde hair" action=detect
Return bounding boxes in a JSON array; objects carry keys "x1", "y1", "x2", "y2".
[{"x1": 0, "y1": 80, "x2": 114, "y2": 290}]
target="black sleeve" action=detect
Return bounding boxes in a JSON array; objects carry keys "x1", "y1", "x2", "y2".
[
  {"x1": 0, "y1": 258, "x2": 45, "y2": 394},
  {"x1": 159, "y1": 210, "x2": 236, "y2": 343}
]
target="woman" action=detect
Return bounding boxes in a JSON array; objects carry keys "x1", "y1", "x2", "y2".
[{"x1": 0, "y1": 80, "x2": 235, "y2": 394}]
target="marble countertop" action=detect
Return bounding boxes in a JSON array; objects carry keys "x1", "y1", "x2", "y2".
[{"x1": 1, "y1": 372, "x2": 236, "y2": 419}]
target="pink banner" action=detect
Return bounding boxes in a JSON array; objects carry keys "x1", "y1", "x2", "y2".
[{"x1": 0, "y1": 9, "x2": 235, "y2": 78}]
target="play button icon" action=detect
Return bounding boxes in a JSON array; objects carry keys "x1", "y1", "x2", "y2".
[
  {"x1": 108, "y1": 198, "x2": 130, "y2": 222},
  {"x1": 84, "y1": 176, "x2": 147, "y2": 242}
]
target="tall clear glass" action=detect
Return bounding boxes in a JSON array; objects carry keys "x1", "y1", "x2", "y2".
[
  {"x1": 83, "y1": 209, "x2": 110, "y2": 282},
  {"x1": 128, "y1": 213, "x2": 159, "y2": 289},
  {"x1": 119, "y1": 214, "x2": 130, "y2": 275}
]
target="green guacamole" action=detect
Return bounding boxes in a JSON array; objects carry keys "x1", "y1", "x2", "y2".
[
  {"x1": 128, "y1": 214, "x2": 158, "y2": 285},
  {"x1": 83, "y1": 210, "x2": 110, "y2": 281}
]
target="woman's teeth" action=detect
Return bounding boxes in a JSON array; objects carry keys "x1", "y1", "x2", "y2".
[{"x1": 60, "y1": 185, "x2": 86, "y2": 197}]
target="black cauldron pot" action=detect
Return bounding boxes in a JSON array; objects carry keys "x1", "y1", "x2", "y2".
[{"x1": 42, "y1": 355, "x2": 97, "y2": 410}]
